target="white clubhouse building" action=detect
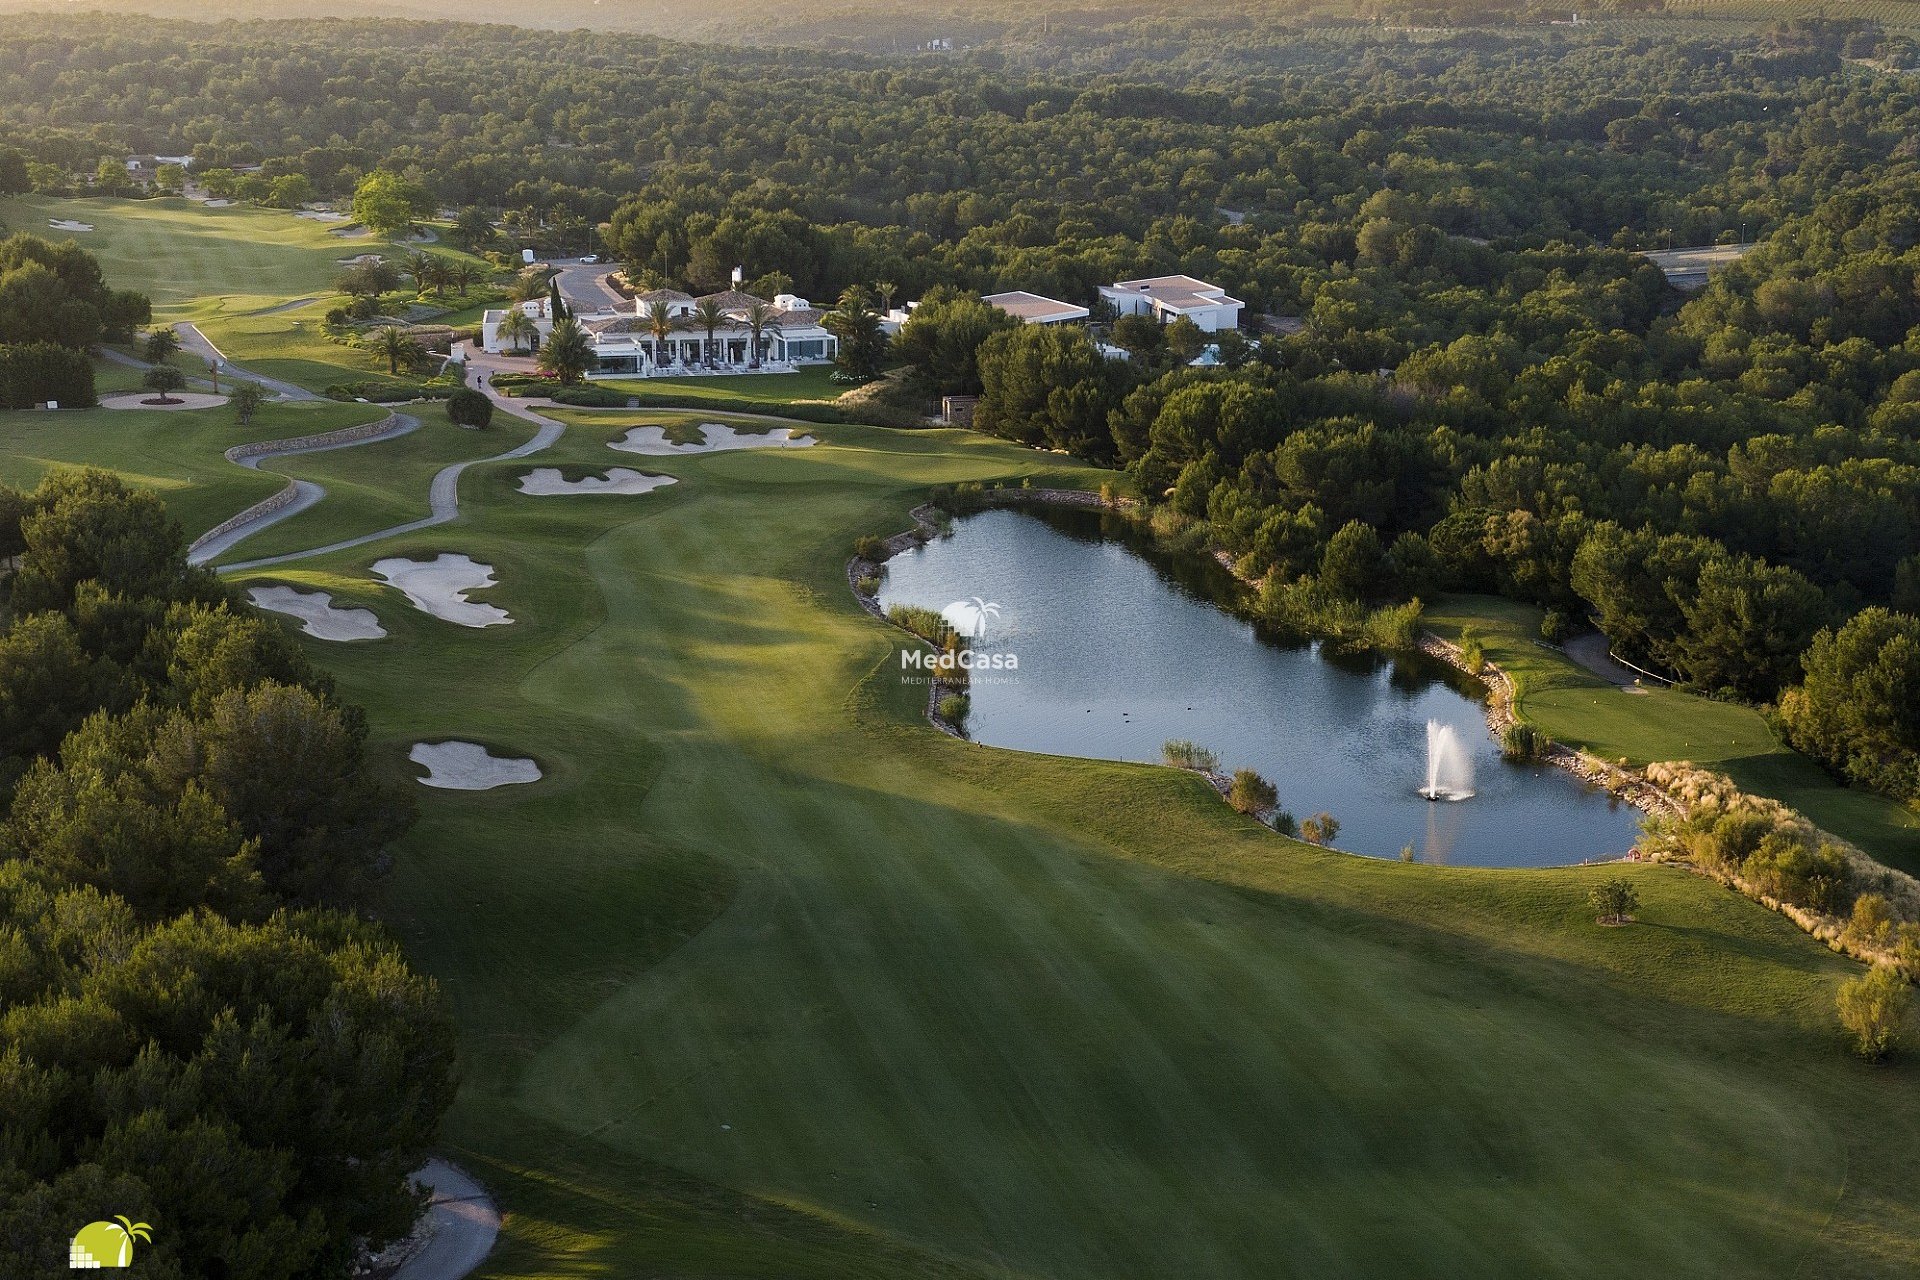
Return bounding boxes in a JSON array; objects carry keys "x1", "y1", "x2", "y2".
[{"x1": 481, "y1": 288, "x2": 838, "y2": 378}]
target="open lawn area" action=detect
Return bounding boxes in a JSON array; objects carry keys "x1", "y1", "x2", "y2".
[
  {"x1": 26, "y1": 410, "x2": 1876, "y2": 1279},
  {"x1": 1427, "y1": 594, "x2": 1920, "y2": 875},
  {"x1": 597, "y1": 364, "x2": 846, "y2": 405},
  {"x1": 0, "y1": 397, "x2": 388, "y2": 537}
]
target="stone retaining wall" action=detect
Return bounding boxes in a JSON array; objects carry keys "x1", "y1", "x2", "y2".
[
  {"x1": 187, "y1": 414, "x2": 405, "y2": 557},
  {"x1": 223, "y1": 412, "x2": 403, "y2": 462}
]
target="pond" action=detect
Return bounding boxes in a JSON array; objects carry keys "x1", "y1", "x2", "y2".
[{"x1": 875, "y1": 507, "x2": 1643, "y2": 868}]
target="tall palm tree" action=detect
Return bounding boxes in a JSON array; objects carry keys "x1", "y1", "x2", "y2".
[
  {"x1": 498, "y1": 308, "x2": 539, "y2": 355},
  {"x1": 451, "y1": 260, "x2": 482, "y2": 297},
  {"x1": 875, "y1": 281, "x2": 899, "y2": 314},
  {"x1": 741, "y1": 301, "x2": 784, "y2": 368},
  {"x1": 509, "y1": 269, "x2": 548, "y2": 304},
  {"x1": 538, "y1": 317, "x2": 595, "y2": 385},
  {"x1": 373, "y1": 324, "x2": 413, "y2": 375},
  {"x1": 406, "y1": 251, "x2": 435, "y2": 295},
  {"x1": 643, "y1": 299, "x2": 686, "y2": 370},
  {"x1": 690, "y1": 296, "x2": 729, "y2": 367}
]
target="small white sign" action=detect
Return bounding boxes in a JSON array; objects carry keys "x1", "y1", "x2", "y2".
[{"x1": 522, "y1": 248, "x2": 535, "y2": 265}]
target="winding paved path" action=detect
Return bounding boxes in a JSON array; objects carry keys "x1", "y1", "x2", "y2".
[
  {"x1": 177, "y1": 322, "x2": 323, "y2": 402},
  {"x1": 391, "y1": 1159, "x2": 501, "y2": 1280}
]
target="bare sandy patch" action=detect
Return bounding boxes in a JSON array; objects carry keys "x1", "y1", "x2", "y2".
[
  {"x1": 372, "y1": 554, "x2": 512, "y2": 628},
  {"x1": 297, "y1": 209, "x2": 350, "y2": 221},
  {"x1": 47, "y1": 218, "x2": 93, "y2": 232},
  {"x1": 517, "y1": 467, "x2": 677, "y2": 496},
  {"x1": 609, "y1": 423, "x2": 814, "y2": 455},
  {"x1": 409, "y1": 741, "x2": 541, "y2": 790},
  {"x1": 248, "y1": 585, "x2": 386, "y2": 641}
]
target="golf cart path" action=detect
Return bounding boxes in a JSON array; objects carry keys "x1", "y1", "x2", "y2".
[
  {"x1": 177, "y1": 322, "x2": 324, "y2": 402},
  {"x1": 391, "y1": 1159, "x2": 501, "y2": 1280},
  {"x1": 218, "y1": 396, "x2": 566, "y2": 572},
  {"x1": 186, "y1": 413, "x2": 423, "y2": 565}
]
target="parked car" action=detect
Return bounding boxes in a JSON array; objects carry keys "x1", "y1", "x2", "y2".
[{"x1": 580, "y1": 254, "x2": 600, "y2": 264}]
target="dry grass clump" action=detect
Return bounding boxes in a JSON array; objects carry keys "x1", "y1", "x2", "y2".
[{"x1": 1642, "y1": 761, "x2": 1920, "y2": 975}]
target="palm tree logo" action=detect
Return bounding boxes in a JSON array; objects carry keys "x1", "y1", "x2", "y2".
[
  {"x1": 69, "y1": 1216, "x2": 152, "y2": 1268},
  {"x1": 941, "y1": 597, "x2": 1002, "y2": 639}
]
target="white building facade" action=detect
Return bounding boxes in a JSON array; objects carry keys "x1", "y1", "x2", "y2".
[{"x1": 1098, "y1": 275, "x2": 1243, "y2": 332}]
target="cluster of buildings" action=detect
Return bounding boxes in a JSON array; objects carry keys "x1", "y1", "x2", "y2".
[{"x1": 478, "y1": 272, "x2": 1244, "y2": 379}]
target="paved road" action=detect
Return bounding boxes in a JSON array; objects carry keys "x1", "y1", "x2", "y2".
[
  {"x1": 176, "y1": 322, "x2": 323, "y2": 402},
  {"x1": 549, "y1": 259, "x2": 628, "y2": 315},
  {"x1": 186, "y1": 414, "x2": 422, "y2": 566},
  {"x1": 392, "y1": 1160, "x2": 500, "y2": 1280},
  {"x1": 1564, "y1": 633, "x2": 1644, "y2": 687}
]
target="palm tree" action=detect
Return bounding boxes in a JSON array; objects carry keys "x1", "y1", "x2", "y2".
[
  {"x1": 538, "y1": 317, "x2": 595, "y2": 384},
  {"x1": 643, "y1": 299, "x2": 686, "y2": 370},
  {"x1": 742, "y1": 300, "x2": 783, "y2": 368},
  {"x1": 509, "y1": 269, "x2": 548, "y2": 303},
  {"x1": 875, "y1": 280, "x2": 899, "y2": 314},
  {"x1": 690, "y1": 296, "x2": 729, "y2": 367},
  {"x1": 373, "y1": 324, "x2": 413, "y2": 375},
  {"x1": 406, "y1": 251, "x2": 435, "y2": 295},
  {"x1": 498, "y1": 308, "x2": 539, "y2": 355},
  {"x1": 451, "y1": 259, "x2": 482, "y2": 297},
  {"x1": 823, "y1": 287, "x2": 885, "y2": 380}
]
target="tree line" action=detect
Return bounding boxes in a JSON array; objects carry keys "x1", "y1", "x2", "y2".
[{"x1": 0, "y1": 469, "x2": 453, "y2": 1278}]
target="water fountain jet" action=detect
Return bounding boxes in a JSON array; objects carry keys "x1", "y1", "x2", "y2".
[{"x1": 1420, "y1": 719, "x2": 1475, "y2": 801}]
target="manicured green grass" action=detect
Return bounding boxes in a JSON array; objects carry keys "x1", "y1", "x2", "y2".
[
  {"x1": 597, "y1": 365, "x2": 845, "y2": 405},
  {"x1": 158, "y1": 419, "x2": 1916, "y2": 1278},
  {"x1": 0, "y1": 194, "x2": 351, "y2": 315},
  {"x1": 0, "y1": 397, "x2": 387, "y2": 536},
  {"x1": 1427, "y1": 594, "x2": 1920, "y2": 874}
]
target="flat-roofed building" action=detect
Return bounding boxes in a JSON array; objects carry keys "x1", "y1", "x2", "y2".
[
  {"x1": 1098, "y1": 274, "x2": 1243, "y2": 332},
  {"x1": 983, "y1": 290, "x2": 1090, "y2": 325}
]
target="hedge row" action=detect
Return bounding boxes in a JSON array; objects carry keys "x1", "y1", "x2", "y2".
[{"x1": 0, "y1": 343, "x2": 96, "y2": 409}]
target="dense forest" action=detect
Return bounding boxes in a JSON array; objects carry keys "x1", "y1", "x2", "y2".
[{"x1": 0, "y1": 16, "x2": 1917, "y2": 800}]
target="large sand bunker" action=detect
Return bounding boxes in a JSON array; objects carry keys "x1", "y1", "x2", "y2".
[
  {"x1": 372, "y1": 554, "x2": 512, "y2": 627},
  {"x1": 410, "y1": 741, "x2": 541, "y2": 790},
  {"x1": 47, "y1": 218, "x2": 93, "y2": 232},
  {"x1": 248, "y1": 585, "x2": 386, "y2": 641},
  {"x1": 610, "y1": 423, "x2": 814, "y2": 455},
  {"x1": 517, "y1": 467, "x2": 677, "y2": 496}
]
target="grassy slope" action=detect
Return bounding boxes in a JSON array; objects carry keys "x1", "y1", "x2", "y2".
[
  {"x1": 0, "y1": 397, "x2": 387, "y2": 536},
  {"x1": 1426, "y1": 595, "x2": 1920, "y2": 876},
  {"x1": 183, "y1": 416, "x2": 1919, "y2": 1279},
  {"x1": 1, "y1": 195, "x2": 497, "y2": 391},
  {"x1": 597, "y1": 366, "x2": 846, "y2": 405}
]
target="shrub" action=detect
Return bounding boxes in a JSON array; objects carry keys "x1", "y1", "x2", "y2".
[
  {"x1": 936, "y1": 693, "x2": 970, "y2": 723},
  {"x1": 1458, "y1": 625, "x2": 1486, "y2": 674},
  {"x1": 854, "y1": 573, "x2": 881, "y2": 596},
  {"x1": 548, "y1": 384, "x2": 629, "y2": 407},
  {"x1": 1502, "y1": 722, "x2": 1545, "y2": 761},
  {"x1": 0, "y1": 342, "x2": 96, "y2": 408},
  {"x1": 853, "y1": 534, "x2": 889, "y2": 562},
  {"x1": 1590, "y1": 877, "x2": 1639, "y2": 924},
  {"x1": 1540, "y1": 609, "x2": 1573, "y2": 643},
  {"x1": 1162, "y1": 739, "x2": 1220, "y2": 772},
  {"x1": 1227, "y1": 768, "x2": 1278, "y2": 816},
  {"x1": 886, "y1": 604, "x2": 951, "y2": 644},
  {"x1": 1843, "y1": 893, "x2": 1896, "y2": 950},
  {"x1": 446, "y1": 386, "x2": 493, "y2": 428},
  {"x1": 1837, "y1": 965, "x2": 1910, "y2": 1061},
  {"x1": 1300, "y1": 812, "x2": 1341, "y2": 845}
]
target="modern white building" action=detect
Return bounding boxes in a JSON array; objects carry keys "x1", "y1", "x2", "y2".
[
  {"x1": 1098, "y1": 275, "x2": 1243, "y2": 332},
  {"x1": 580, "y1": 289, "x2": 838, "y2": 377},
  {"x1": 479, "y1": 297, "x2": 555, "y2": 355},
  {"x1": 983, "y1": 290, "x2": 1090, "y2": 325}
]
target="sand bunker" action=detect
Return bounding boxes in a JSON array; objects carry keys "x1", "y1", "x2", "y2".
[
  {"x1": 248, "y1": 585, "x2": 386, "y2": 641},
  {"x1": 517, "y1": 467, "x2": 677, "y2": 496},
  {"x1": 372, "y1": 554, "x2": 512, "y2": 628},
  {"x1": 297, "y1": 209, "x2": 350, "y2": 222},
  {"x1": 409, "y1": 741, "x2": 541, "y2": 790},
  {"x1": 202, "y1": 198, "x2": 234, "y2": 208},
  {"x1": 610, "y1": 423, "x2": 815, "y2": 455},
  {"x1": 47, "y1": 218, "x2": 94, "y2": 232},
  {"x1": 336, "y1": 252, "x2": 385, "y2": 266}
]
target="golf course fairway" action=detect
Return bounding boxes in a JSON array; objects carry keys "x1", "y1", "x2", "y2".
[{"x1": 176, "y1": 410, "x2": 1914, "y2": 1278}]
